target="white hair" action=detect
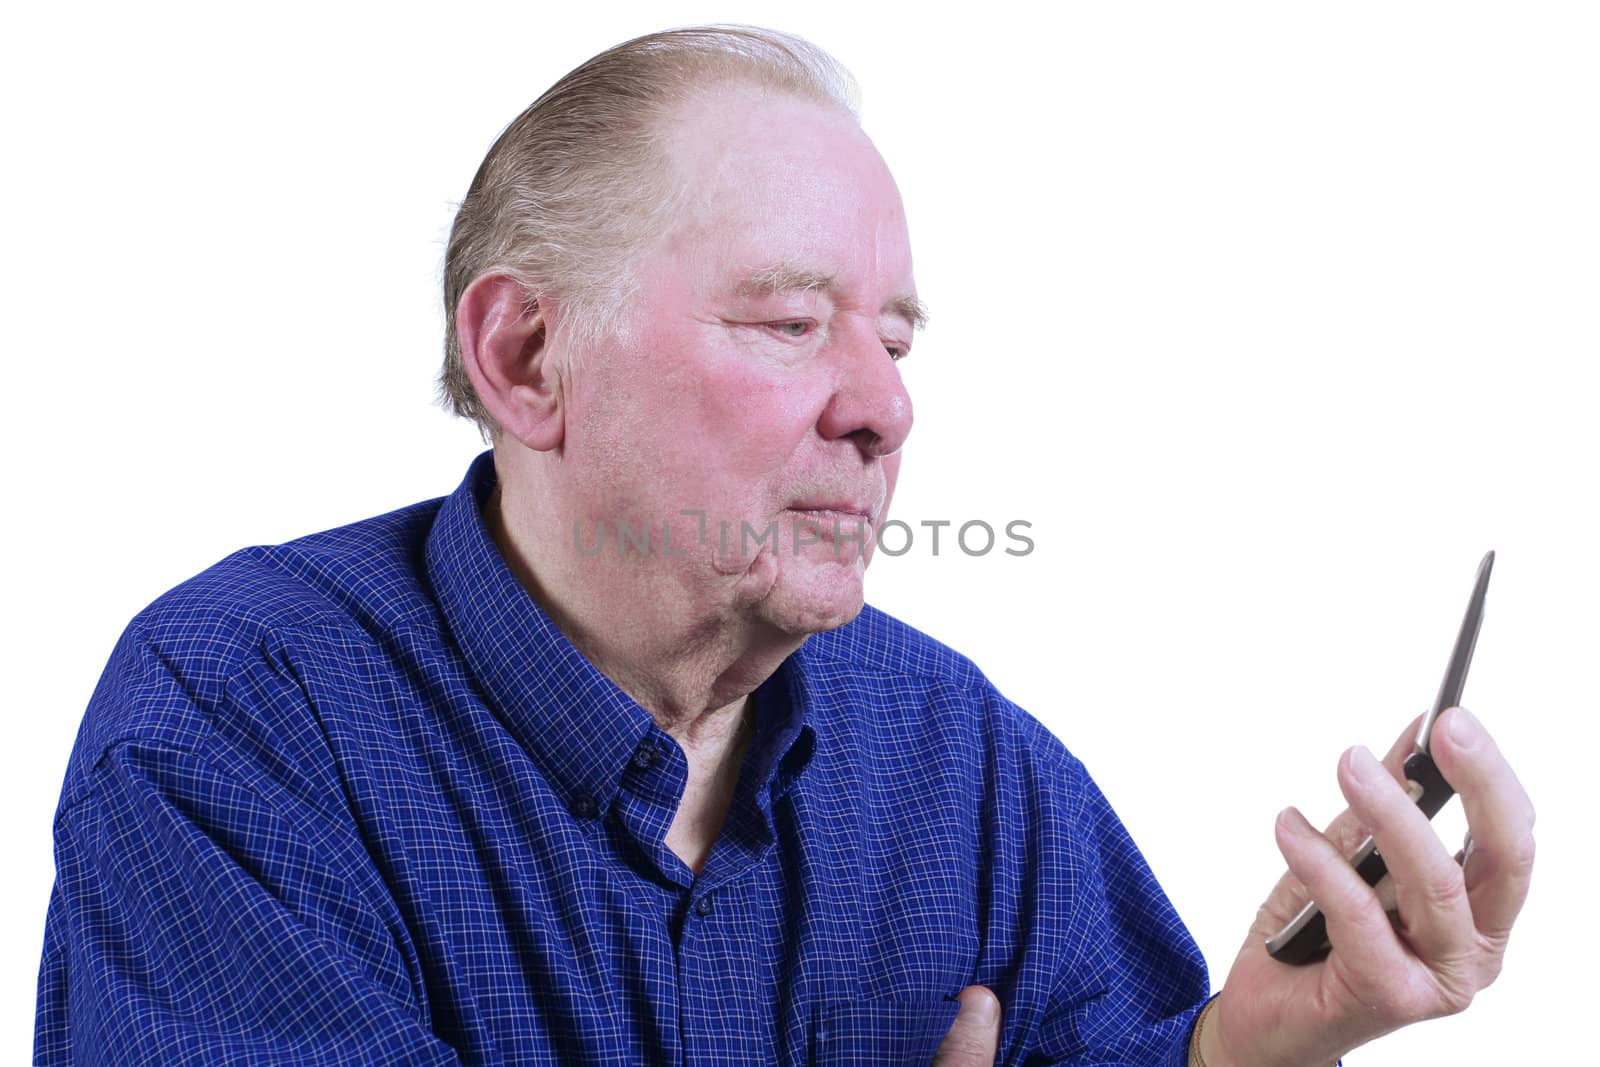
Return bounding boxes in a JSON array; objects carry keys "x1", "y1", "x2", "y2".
[{"x1": 439, "y1": 25, "x2": 860, "y2": 435}]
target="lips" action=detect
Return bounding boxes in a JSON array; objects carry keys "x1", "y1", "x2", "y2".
[
  {"x1": 791, "y1": 502, "x2": 875, "y2": 519},
  {"x1": 785, "y1": 504, "x2": 876, "y2": 551},
  {"x1": 788, "y1": 488, "x2": 881, "y2": 520},
  {"x1": 787, "y1": 504, "x2": 878, "y2": 536}
]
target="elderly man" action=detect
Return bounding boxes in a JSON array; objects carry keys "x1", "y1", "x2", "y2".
[{"x1": 37, "y1": 26, "x2": 1532, "y2": 1067}]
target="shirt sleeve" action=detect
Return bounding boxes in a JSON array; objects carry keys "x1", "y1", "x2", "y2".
[
  {"x1": 1010, "y1": 730, "x2": 1212, "y2": 1066},
  {"x1": 34, "y1": 630, "x2": 464, "y2": 1067}
]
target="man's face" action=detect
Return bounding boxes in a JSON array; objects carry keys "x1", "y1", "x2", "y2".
[{"x1": 558, "y1": 84, "x2": 918, "y2": 636}]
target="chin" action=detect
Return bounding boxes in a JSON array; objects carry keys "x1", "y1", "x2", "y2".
[{"x1": 758, "y1": 565, "x2": 868, "y2": 636}]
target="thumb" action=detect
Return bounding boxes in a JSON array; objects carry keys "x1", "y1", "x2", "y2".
[{"x1": 930, "y1": 985, "x2": 1001, "y2": 1067}]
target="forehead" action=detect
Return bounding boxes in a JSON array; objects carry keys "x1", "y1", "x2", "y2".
[{"x1": 655, "y1": 83, "x2": 914, "y2": 291}]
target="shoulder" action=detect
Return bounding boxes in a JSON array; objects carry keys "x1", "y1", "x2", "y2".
[
  {"x1": 136, "y1": 493, "x2": 446, "y2": 687},
  {"x1": 804, "y1": 602, "x2": 1002, "y2": 698},
  {"x1": 800, "y1": 602, "x2": 1087, "y2": 797},
  {"x1": 62, "y1": 496, "x2": 447, "y2": 804}
]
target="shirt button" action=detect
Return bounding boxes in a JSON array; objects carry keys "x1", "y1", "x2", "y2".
[
  {"x1": 631, "y1": 741, "x2": 658, "y2": 770},
  {"x1": 694, "y1": 893, "x2": 715, "y2": 917},
  {"x1": 570, "y1": 794, "x2": 598, "y2": 819}
]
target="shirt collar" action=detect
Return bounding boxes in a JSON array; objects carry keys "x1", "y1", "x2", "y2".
[
  {"x1": 426, "y1": 451, "x2": 655, "y2": 815},
  {"x1": 425, "y1": 451, "x2": 816, "y2": 816}
]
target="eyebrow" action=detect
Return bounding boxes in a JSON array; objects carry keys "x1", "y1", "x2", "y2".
[{"x1": 736, "y1": 264, "x2": 929, "y2": 330}]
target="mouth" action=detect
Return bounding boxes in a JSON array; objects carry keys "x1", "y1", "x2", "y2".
[
  {"x1": 783, "y1": 505, "x2": 876, "y2": 551},
  {"x1": 788, "y1": 503, "x2": 874, "y2": 524},
  {"x1": 789, "y1": 494, "x2": 878, "y2": 518}
]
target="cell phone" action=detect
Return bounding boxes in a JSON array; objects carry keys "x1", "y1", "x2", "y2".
[{"x1": 1265, "y1": 550, "x2": 1496, "y2": 966}]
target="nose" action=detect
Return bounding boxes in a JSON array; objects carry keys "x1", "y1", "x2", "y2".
[{"x1": 816, "y1": 322, "x2": 914, "y2": 458}]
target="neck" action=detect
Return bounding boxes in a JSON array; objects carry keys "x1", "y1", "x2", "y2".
[{"x1": 484, "y1": 475, "x2": 803, "y2": 746}]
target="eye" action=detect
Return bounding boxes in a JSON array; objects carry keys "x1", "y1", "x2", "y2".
[
  {"x1": 885, "y1": 343, "x2": 910, "y2": 362},
  {"x1": 768, "y1": 321, "x2": 812, "y2": 338}
]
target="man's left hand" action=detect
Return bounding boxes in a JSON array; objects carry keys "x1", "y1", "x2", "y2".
[{"x1": 1201, "y1": 706, "x2": 1535, "y2": 1066}]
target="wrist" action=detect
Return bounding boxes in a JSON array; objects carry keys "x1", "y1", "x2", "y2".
[
  {"x1": 1192, "y1": 990, "x2": 1340, "y2": 1067},
  {"x1": 1188, "y1": 995, "x2": 1220, "y2": 1067}
]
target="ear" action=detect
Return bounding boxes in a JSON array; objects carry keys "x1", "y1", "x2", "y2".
[{"x1": 456, "y1": 273, "x2": 565, "y2": 452}]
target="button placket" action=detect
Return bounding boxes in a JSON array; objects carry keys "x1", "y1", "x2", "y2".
[{"x1": 630, "y1": 740, "x2": 658, "y2": 771}]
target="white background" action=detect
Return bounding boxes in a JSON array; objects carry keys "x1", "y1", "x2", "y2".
[{"x1": 4, "y1": 1, "x2": 1595, "y2": 1061}]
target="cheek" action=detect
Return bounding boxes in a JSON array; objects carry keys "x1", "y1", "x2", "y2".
[
  {"x1": 695, "y1": 360, "x2": 826, "y2": 469},
  {"x1": 563, "y1": 358, "x2": 707, "y2": 505}
]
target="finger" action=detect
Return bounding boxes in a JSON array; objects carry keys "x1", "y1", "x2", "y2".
[
  {"x1": 1338, "y1": 745, "x2": 1474, "y2": 962},
  {"x1": 1427, "y1": 707, "x2": 1536, "y2": 942},
  {"x1": 930, "y1": 985, "x2": 1000, "y2": 1067},
  {"x1": 1256, "y1": 717, "x2": 1425, "y2": 929},
  {"x1": 1275, "y1": 805, "x2": 1413, "y2": 983},
  {"x1": 1319, "y1": 715, "x2": 1425, "y2": 857}
]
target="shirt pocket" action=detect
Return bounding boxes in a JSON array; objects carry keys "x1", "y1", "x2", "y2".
[{"x1": 813, "y1": 994, "x2": 962, "y2": 1066}]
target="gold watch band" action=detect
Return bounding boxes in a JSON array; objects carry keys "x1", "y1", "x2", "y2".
[{"x1": 1189, "y1": 995, "x2": 1219, "y2": 1067}]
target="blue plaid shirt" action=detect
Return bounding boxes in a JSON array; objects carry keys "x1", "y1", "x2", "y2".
[{"x1": 37, "y1": 452, "x2": 1209, "y2": 1065}]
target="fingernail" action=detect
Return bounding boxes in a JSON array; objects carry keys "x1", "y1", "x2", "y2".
[
  {"x1": 1448, "y1": 707, "x2": 1481, "y2": 750},
  {"x1": 1348, "y1": 745, "x2": 1383, "y2": 784},
  {"x1": 960, "y1": 989, "x2": 998, "y2": 1026},
  {"x1": 1276, "y1": 806, "x2": 1307, "y2": 836}
]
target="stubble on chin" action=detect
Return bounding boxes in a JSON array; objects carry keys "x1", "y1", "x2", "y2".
[
  {"x1": 701, "y1": 520, "x2": 874, "y2": 637},
  {"x1": 749, "y1": 555, "x2": 869, "y2": 636}
]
